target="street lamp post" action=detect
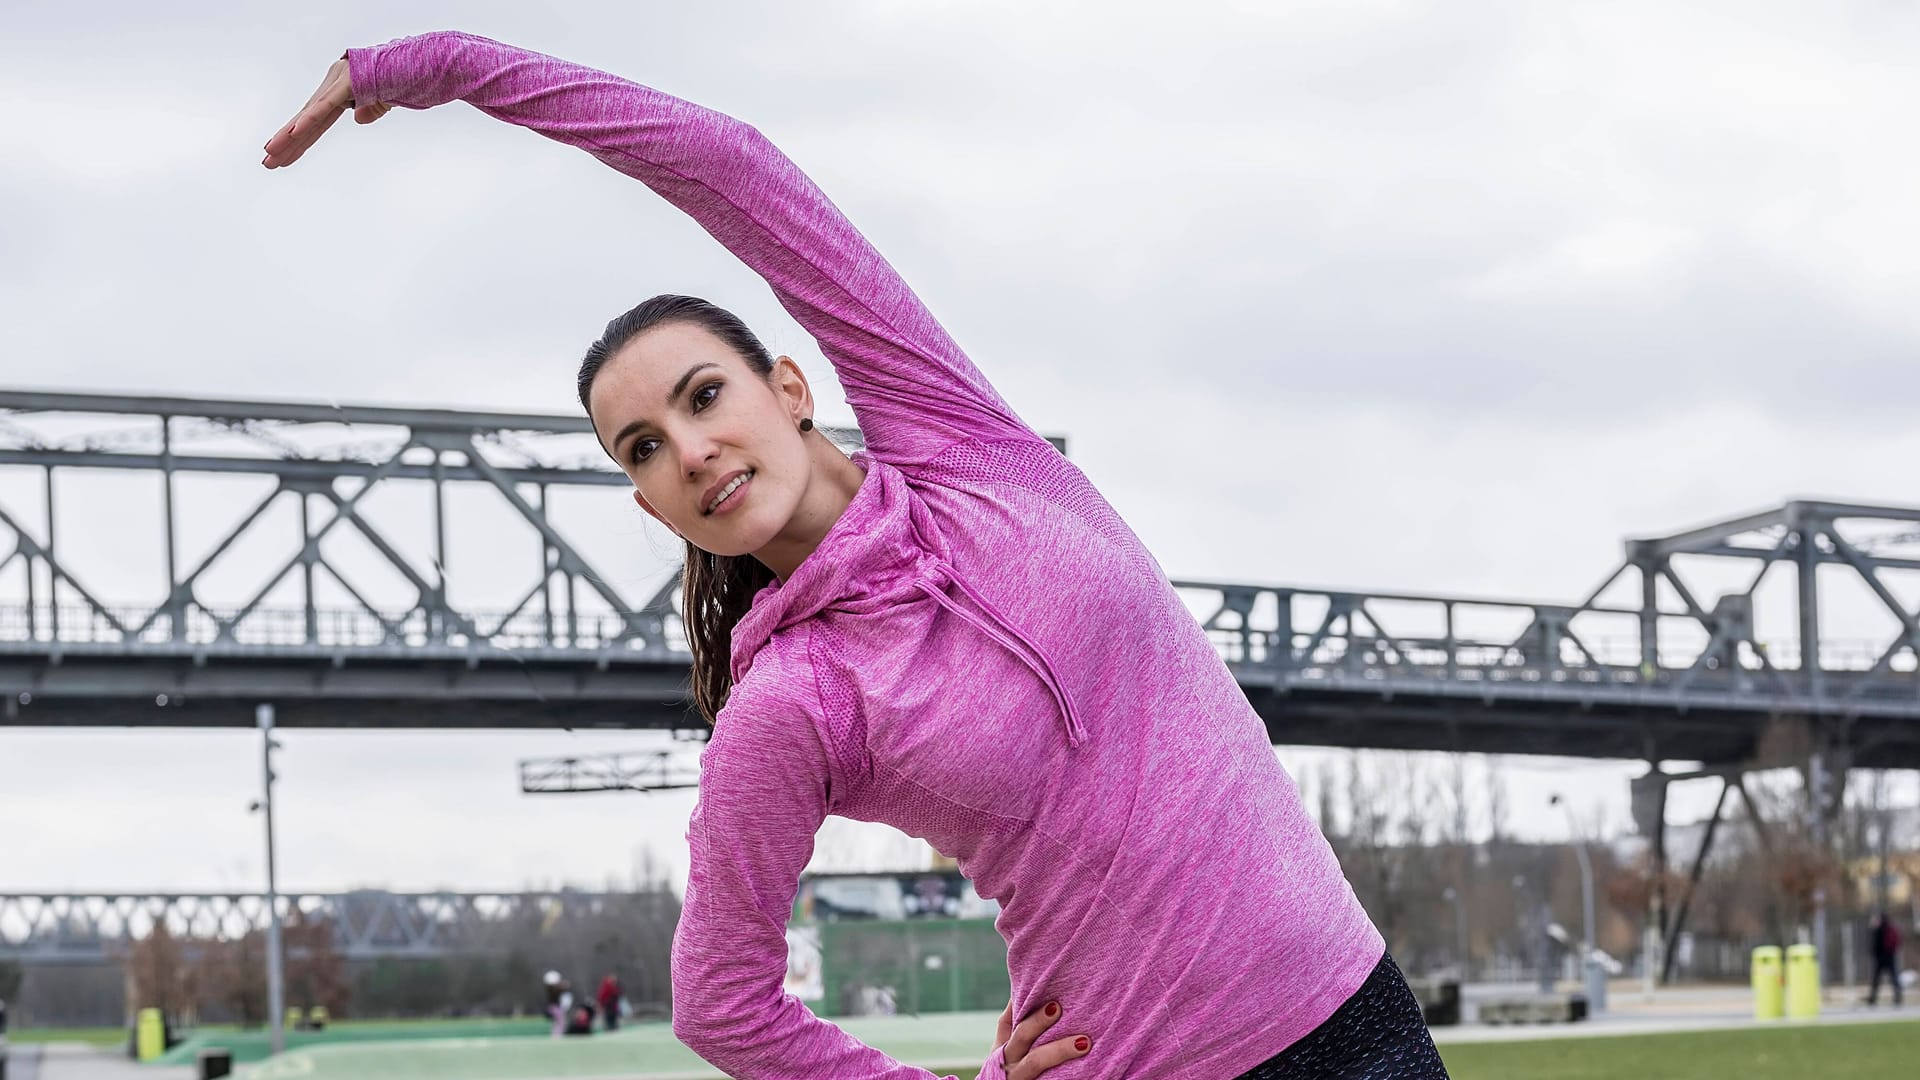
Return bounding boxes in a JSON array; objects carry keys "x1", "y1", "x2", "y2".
[
  {"x1": 252, "y1": 704, "x2": 287, "y2": 1056},
  {"x1": 1442, "y1": 886, "x2": 1469, "y2": 982},
  {"x1": 1550, "y1": 794, "x2": 1606, "y2": 1014}
]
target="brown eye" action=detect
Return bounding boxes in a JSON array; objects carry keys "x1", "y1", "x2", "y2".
[
  {"x1": 630, "y1": 438, "x2": 659, "y2": 464},
  {"x1": 692, "y1": 382, "x2": 721, "y2": 410}
]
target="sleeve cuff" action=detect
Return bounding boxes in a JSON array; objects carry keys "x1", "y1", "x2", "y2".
[
  {"x1": 344, "y1": 45, "x2": 382, "y2": 108},
  {"x1": 976, "y1": 1045, "x2": 1009, "y2": 1080}
]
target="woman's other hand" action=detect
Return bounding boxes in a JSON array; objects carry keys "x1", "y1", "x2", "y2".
[
  {"x1": 263, "y1": 56, "x2": 390, "y2": 169},
  {"x1": 994, "y1": 998, "x2": 1091, "y2": 1079}
]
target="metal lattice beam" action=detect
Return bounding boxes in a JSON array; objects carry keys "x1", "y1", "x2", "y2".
[
  {"x1": 0, "y1": 890, "x2": 643, "y2": 966},
  {"x1": 519, "y1": 745, "x2": 705, "y2": 795}
]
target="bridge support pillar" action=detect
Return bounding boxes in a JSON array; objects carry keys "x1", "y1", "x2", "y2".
[
  {"x1": 1804, "y1": 738, "x2": 1854, "y2": 989},
  {"x1": 1630, "y1": 764, "x2": 1669, "y2": 986}
]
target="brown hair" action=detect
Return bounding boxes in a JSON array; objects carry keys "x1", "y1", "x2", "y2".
[{"x1": 579, "y1": 295, "x2": 778, "y2": 724}]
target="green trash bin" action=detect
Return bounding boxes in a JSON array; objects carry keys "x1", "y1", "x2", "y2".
[
  {"x1": 1786, "y1": 944, "x2": 1820, "y2": 1019},
  {"x1": 1751, "y1": 946, "x2": 1783, "y2": 1020}
]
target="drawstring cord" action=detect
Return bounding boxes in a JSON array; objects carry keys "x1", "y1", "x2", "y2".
[{"x1": 913, "y1": 570, "x2": 1088, "y2": 749}]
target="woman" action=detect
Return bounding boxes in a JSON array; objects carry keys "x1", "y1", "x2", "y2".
[{"x1": 264, "y1": 31, "x2": 1448, "y2": 1080}]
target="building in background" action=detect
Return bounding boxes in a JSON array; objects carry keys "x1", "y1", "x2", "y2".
[{"x1": 787, "y1": 871, "x2": 1006, "y2": 1017}]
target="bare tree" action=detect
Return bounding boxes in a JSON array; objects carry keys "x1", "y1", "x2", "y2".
[
  {"x1": 124, "y1": 922, "x2": 195, "y2": 1023},
  {"x1": 1484, "y1": 755, "x2": 1510, "y2": 844},
  {"x1": 284, "y1": 914, "x2": 349, "y2": 1019}
]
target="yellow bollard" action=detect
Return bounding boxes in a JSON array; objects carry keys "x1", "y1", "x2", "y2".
[
  {"x1": 135, "y1": 1007, "x2": 166, "y2": 1061},
  {"x1": 1785, "y1": 944, "x2": 1821, "y2": 1019},
  {"x1": 1751, "y1": 946, "x2": 1783, "y2": 1020}
]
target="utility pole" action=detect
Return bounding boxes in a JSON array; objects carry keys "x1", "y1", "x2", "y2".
[{"x1": 255, "y1": 704, "x2": 286, "y2": 1056}]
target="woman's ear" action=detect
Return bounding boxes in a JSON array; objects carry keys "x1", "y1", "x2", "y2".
[
  {"x1": 633, "y1": 488, "x2": 682, "y2": 538},
  {"x1": 771, "y1": 355, "x2": 814, "y2": 426}
]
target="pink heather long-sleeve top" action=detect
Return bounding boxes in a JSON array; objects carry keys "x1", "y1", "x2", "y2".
[{"x1": 346, "y1": 31, "x2": 1384, "y2": 1080}]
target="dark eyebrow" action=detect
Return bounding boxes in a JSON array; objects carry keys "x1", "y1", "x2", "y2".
[
  {"x1": 607, "y1": 362, "x2": 721, "y2": 461},
  {"x1": 667, "y1": 362, "x2": 720, "y2": 407}
]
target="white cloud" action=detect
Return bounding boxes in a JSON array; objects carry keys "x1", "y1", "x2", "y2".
[
  {"x1": 0, "y1": 85, "x2": 233, "y2": 191},
  {"x1": 1459, "y1": 217, "x2": 1702, "y2": 300}
]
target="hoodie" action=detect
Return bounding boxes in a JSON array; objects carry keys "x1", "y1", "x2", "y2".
[{"x1": 348, "y1": 32, "x2": 1384, "y2": 1079}]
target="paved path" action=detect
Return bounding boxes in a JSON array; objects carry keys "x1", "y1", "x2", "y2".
[
  {"x1": 24, "y1": 1044, "x2": 192, "y2": 1080},
  {"x1": 1435, "y1": 981, "x2": 1917, "y2": 1044},
  {"x1": 5, "y1": 1043, "x2": 42, "y2": 1080}
]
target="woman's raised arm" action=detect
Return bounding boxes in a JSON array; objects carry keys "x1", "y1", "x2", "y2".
[{"x1": 265, "y1": 31, "x2": 1041, "y2": 467}]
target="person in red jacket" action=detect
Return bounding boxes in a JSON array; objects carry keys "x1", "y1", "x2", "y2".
[
  {"x1": 1868, "y1": 911, "x2": 1904, "y2": 1007},
  {"x1": 597, "y1": 973, "x2": 624, "y2": 1032}
]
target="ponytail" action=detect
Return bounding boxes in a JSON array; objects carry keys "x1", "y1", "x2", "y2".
[{"x1": 680, "y1": 540, "x2": 776, "y2": 723}]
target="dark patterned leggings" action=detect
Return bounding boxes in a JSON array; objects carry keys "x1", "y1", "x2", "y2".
[{"x1": 1231, "y1": 954, "x2": 1450, "y2": 1079}]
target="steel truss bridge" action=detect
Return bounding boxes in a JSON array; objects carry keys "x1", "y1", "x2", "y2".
[
  {"x1": 0, "y1": 890, "x2": 639, "y2": 965},
  {"x1": 2, "y1": 389, "x2": 1918, "y2": 770}
]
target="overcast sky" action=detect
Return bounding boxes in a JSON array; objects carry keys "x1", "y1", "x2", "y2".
[{"x1": 6, "y1": 0, "x2": 1920, "y2": 897}]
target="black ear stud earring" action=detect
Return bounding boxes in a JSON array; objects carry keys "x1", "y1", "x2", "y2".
[{"x1": 799, "y1": 417, "x2": 814, "y2": 432}]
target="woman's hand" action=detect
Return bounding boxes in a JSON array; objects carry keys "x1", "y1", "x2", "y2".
[
  {"x1": 262, "y1": 55, "x2": 391, "y2": 169},
  {"x1": 993, "y1": 997, "x2": 1091, "y2": 1079}
]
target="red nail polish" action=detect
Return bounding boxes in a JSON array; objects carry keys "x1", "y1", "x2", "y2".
[
  {"x1": 1045, "y1": 1002, "x2": 1058, "y2": 1017},
  {"x1": 1075, "y1": 1037, "x2": 1090, "y2": 1052}
]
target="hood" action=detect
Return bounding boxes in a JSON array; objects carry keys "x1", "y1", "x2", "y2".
[{"x1": 727, "y1": 452, "x2": 1086, "y2": 748}]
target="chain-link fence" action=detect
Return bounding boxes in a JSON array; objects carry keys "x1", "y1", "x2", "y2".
[{"x1": 809, "y1": 919, "x2": 1008, "y2": 1018}]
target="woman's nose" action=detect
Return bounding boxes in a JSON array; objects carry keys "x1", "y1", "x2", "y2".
[{"x1": 680, "y1": 436, "x2": 720, "y2": 476}]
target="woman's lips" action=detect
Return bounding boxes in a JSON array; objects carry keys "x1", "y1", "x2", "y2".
[{"x1": 705, "y1": 469, "x2": 754, "y2": 516}]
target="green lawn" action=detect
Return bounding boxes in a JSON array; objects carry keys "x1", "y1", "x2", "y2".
[
  {"x1": 1437, "y1": 1019, "x2": 1920, "y2": 1080},
  {"x1": 3, "y1": 1026, "x2": 128, "y2": 1048},
  {"x1": 159, "y1": 1016, "x2": 552, "y2": 1066},
  {"x1": 6, "y1": 1016, "x2": 549, "y2": 1056},
  {"x1": 20, "y1": 1015, "x2": 1920, "y2": 1079},
  {"x1": 939, "y1": 1019, "x2": 1920, "y2": 1080}
]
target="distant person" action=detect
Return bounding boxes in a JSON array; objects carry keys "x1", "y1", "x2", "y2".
[
  {"x1": 1867, "y1": 912, "x2": 1904, "y2": 1006},
  {"x1": 267, "y1": 30, "x2": 1439, "y2": 1080},
  {"x1": 566, "y1": 995, "x2": 598, "y2": 1037},
  {"x1": 597, "y1": 973, "x2": 623, "y2": 1032},
  {"x1": 543, "y1": 971, "x2": 571, "y2": 1039}
]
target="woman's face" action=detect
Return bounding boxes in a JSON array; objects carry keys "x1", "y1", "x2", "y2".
[{"x1": 589, "y1": 321, "x2": 812, "y2": 557}]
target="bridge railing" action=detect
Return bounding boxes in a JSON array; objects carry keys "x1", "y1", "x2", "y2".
[
  {"x1": 0, "y1": 891, "x2": 660, "y2": 964},
  {"x1": 1172, "y1": 581, "x2": 1919, "y2": 713},
  {"x1": 0, "y1": 603, "x2": 682, "y2": 657}
]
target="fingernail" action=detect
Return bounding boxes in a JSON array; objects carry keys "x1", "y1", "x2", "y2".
[
  {"x1": 1044, "y1": 1002, "x2": 1058, "y2": 1017},
  {"x1": 1075, "y1": 1037, "x2": 1090, "y2": 1052}
]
